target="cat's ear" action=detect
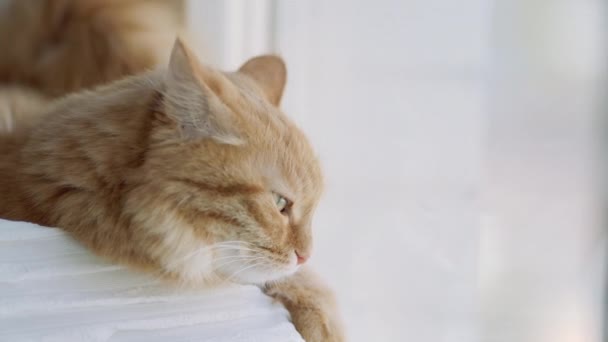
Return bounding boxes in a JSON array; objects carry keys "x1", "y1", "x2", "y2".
[
  {"x1": 163, "y1": 38, "x2": 242, "y2": 144},
  {"x1": 238, "y1": 55, "x2": 287, "y2": 106}
]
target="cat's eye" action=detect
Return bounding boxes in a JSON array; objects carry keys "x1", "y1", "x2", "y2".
[{"x1": 274, "y1": 193, "x2": 290, "y2": 214}]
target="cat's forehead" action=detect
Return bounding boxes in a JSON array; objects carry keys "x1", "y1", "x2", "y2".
[
  {"x1": 223, "y1": 72, "x2": 269, "y2": 106},
  {"x1": 219, "y1": 71, "x2": 324, "y2": 200},
  {"x1": 219, "y1": 72, "x2": 292, "y2": 139}
]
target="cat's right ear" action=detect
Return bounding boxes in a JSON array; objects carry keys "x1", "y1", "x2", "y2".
[{"x1": 163, "y1": 38, "x2": 242, "y2": 145}]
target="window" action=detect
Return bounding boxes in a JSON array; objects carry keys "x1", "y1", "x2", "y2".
[{"x1": 187, "y1": 1, "x2": 605, "y2": 341}]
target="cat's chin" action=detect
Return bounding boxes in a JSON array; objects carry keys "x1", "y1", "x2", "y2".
[
  {"x1": 242, "y1": 269, "x2": 298, "y2": 285},
  {"x1": 163, "y1": 267, "x2": 297, "y2": 287},
  {"x1": 211, "y1": 247, "x2": 301, "y2": 285},
  {"x1": 219, "y1": 264, "x2": 300, "y2": 286}
]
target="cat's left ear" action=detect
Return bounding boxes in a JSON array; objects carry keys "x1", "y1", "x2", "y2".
[{"x1": 239, "y1": 55, "x2": 287, "y2": 106}]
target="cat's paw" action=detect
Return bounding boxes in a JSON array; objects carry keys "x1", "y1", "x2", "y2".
[
  {"x1": 288, "y1": 305, "x2": 345, "y2": 342},
  {"x1": 263, "y1": 267, "x2": 345, "y2": 342}
]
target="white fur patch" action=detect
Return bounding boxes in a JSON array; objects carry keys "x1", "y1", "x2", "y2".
[{"x1": 146, "y1": 213, "x2": 215, "y2": 283}]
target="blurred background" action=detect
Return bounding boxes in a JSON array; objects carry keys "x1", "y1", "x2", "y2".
[{"x1": 185, "y1": 1, "x2": 606, "y2": 341}]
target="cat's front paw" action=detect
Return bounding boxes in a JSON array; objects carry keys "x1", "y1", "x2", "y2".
[
  {"x1": 288, "y1": 305, "x2": 345, "y2": 342},
  {"x1": 263, "y1": 266, "x2": 345, "y2": 342}
]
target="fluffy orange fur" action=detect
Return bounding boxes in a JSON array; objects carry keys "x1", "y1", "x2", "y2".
[
  {"x1": 0, "y1": 0, "x2": 182, "y2": 98},
  {"x1": 0, "y1": 85, "x2": 50, "y2": 133},
  {"x1": 0, "y1": 30, "x2": 344, "y2": 341},
  {"x1": 0, "y1": 0, "x2": 183, "y2": 133}
]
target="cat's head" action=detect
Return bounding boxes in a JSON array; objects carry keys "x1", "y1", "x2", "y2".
[{"x1": 125, "y1": 39, "x2": 323, "y2": 285}]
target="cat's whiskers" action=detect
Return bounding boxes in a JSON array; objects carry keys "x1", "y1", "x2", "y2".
[
  {"x1": 211, "y1": 241, "x2": 259, "y2": 252},
  {"x1": 153, "y1": 248, "x2": 218, "y2": 285},
  {"x1": 211, "y1": 240, "x2": 252, "y2": 245},
  {"x1": 211, "y1": 246, "x2": 258, "y2": 254},
  {"x1": 222, "y1": 259, "x2": 271, "y2": 285},
  {"x1": 164, "y1": 244, "x2": 214, "y2": 270},
  {"x1": 213, "y1": 254, "x2": 262, "y2": 263},
  {"x1": 162, "y1": 244, "x2": 254, "y2": 275},
  {"x1": 151, "y1": 239, "x2": 277, "y2": 286},
  {"x1": 214, "y1": 255, "x2": 266, "y2": 271},
  {"x1": 164, "y1": 241, "x2": 251, "y2": 270}
]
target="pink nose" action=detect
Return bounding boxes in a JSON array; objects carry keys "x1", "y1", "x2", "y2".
[{"x1": 295, "y1": 251, "x2": 309, "y2": 265}]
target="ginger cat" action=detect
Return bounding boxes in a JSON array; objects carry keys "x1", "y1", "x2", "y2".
[{"x1": 0, "y1": 38, "x2": 344, "y2": 341}]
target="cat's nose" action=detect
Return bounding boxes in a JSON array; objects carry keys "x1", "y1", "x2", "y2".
[{"x1": 295, "y1": 251, "x2": 309, "y2": 265}]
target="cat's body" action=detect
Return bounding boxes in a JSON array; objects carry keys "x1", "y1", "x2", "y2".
[
  {"x1": 0, "y1": 0, "x2": 182, "y2": 133},
  {"x1": 0, "y1": 0, "x2": 182, "y2": 97},
  {"x1": 0, "y1": 2, "x2": 344, "y2": 341},
  {"x1": 0, "y1": 85, "x2": 50, "y2": 133}
]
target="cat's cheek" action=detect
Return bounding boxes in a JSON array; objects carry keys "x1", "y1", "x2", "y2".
[{"x1": 134, "y1": 210, "x2": 216, "y2": 284}]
